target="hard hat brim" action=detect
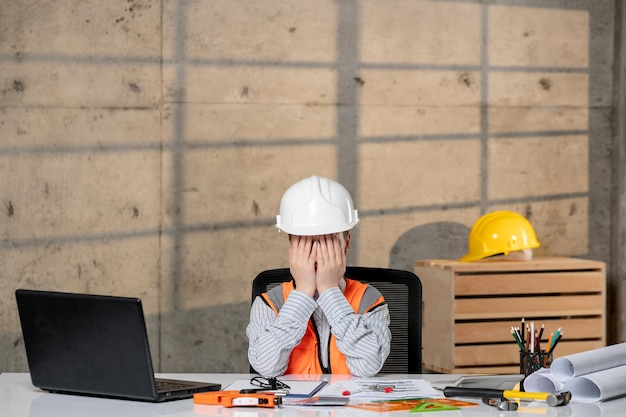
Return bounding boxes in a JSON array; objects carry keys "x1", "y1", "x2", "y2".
[
  {"x1": 459, "y1": 242, "x2": 540, "y2": 262},
  {"x1": 276, "y1": 222, "x2": 358, "y2": 236}
]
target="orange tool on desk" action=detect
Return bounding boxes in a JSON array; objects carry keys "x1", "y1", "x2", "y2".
[{"x1": 194, "y1": 390, "x2": 282, "y2": 408}]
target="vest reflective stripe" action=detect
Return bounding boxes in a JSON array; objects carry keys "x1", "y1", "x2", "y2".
[{"x1": 260, "y1": 278, "x2": 384, "y2": 374}]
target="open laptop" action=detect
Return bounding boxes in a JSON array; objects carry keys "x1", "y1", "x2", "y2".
[{"x1": 15, "y1": 289, "x2": 221, "y2": 402}]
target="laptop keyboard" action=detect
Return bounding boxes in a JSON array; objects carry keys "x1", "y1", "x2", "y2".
[{"x1": 156, "y1": 380, "x2": 195, "y2": 392}]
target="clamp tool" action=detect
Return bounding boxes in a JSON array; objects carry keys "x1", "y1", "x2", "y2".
[{"x1": 194, "y1": 390, "x2": 282, "y2": 408}]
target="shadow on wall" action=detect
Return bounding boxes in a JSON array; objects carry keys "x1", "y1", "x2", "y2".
[
  {"x1": 155, "y1": 301, "x2": 252, "y2": 373},
  {"x1": 389, "y1": 222, "x2": 470, "y2": 272}
]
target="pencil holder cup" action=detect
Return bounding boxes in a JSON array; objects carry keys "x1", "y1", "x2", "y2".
[{"x1": 520, "y1": 351, "x2": 553, "y2": 377}]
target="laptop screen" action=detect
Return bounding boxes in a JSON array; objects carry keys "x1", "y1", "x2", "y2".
[{"x1": 16, "y1": 289, "x2": 160, "y2": 400}]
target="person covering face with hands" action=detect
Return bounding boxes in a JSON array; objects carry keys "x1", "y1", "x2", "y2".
[
  {"x1": 246, "y1": 176, "x2": 391, "y2": 377},
  {"x1": 289, "y1": 233, "x2": 348, "y2": 298}
]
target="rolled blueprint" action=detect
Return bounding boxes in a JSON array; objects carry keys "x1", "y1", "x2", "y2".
[
  {"x1": 563, "y1": 365, "x2": 626, "y2": 402},
  {"x1": 551, "y1": 342, "x2": 626, "y2": 382}
]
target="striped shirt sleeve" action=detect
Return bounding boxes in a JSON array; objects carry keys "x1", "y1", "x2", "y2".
[
  {"x1": 317, "y1": 287, "x2": 391, "y2": 377},
  {"x1": 246, "y1": 290, "x2": 317, "y2": 377}
]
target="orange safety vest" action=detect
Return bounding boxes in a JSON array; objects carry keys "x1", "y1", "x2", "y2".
[{"x1": 261, "y1": 278, "x2": 384, "y2": 374}]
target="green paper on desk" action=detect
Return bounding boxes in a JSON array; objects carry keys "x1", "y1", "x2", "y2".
[
  {"x1": 348, "y1": 398, "x2": 477, "y2": 412},
  {"x1": 410, "y1": 402, "x2": 461, "y2": 412}
]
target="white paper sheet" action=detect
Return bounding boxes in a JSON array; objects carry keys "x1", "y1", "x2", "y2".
[
  {"x1": 316, "y1": 378, "x2": 440, "y2": 400},
  {"x1": 223, "y1": 379, "x2": 327, "y2": 398}
]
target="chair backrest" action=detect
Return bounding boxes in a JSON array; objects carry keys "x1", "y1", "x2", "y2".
[{"x1": 250, "y1": 267, "x2": 422, "y2": 374}]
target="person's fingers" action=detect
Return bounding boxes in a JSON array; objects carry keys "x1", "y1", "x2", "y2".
[{"x1": 330, "y1": 234, "x2": 343, "y2": 264}]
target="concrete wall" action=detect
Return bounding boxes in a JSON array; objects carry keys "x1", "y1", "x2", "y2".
[{"x1": 0, "y1": 0, "x2": 620, "y2": 372}]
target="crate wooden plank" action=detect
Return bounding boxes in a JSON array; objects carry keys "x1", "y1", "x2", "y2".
[
  {"x1": 455, "y1": 317, "x2": 605, "y2": 344},
  {"x1": 420, "y1": 267, "x2": 457, "y2": 372},
  {"x1": 451, "y1": 365, "x2": 520, "y2": 374},
  {"x1": 455, "y1": 295, "x2": 604, "y2": 319},
  {"x1": 454, "y1": 340, "x2": 604, "y2": 367},
  {"x1": 423, "y1": 363, "x2": 522, "y2": 374},
  {"x1": 416, "y1": 257, "x2": 605, "y2": 273},
  {"x1": 454, "y1": 272, "x2": 604, "y2": 296}
]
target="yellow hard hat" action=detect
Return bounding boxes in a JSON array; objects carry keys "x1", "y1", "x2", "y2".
[{"x1": 459, "y1": 211, "x2": 540, "y2": 262}]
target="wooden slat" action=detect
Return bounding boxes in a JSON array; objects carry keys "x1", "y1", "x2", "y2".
[
  {"x1": 454, "y1": 271, "x2": 604, "y2": 296},
  {"x1": 416, "y1": 257, "x2": 605, "y2": 273},
  {"x1": 422, "y1": 362, "x2": 521, "y2": 374},
  {"x1": 455, "y1": 295, "x2": 604, "y2": 319},
  {"x1": 451, "y1": 365, "x2": 520, "y2": 374},
  {"x1": 454, "y1": 340, "x2": 604, "y2": 367},
  {"x1": 420, "y1": 266, "x2": 457, "y2": 372},
  {"x1": 455, "y1": 317, "x2": 605, "y2": 344}
]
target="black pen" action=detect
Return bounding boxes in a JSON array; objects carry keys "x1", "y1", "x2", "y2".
[
  {"x1": 240, "y1": 388, "x2": 289, "y2": 395},
  {"x1": 240, "y1": 388, "x2": 265, "y2": 393}
]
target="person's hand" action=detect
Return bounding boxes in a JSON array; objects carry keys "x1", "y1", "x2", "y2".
[
  {"x1": 289, "y1": 235, "x2": 317, "y2": 297},
  {"x1": 315, "y1": 234, "x2": 345, "y2": 295}
]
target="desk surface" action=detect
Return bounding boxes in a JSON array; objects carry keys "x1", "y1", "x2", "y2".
[{"x1": 1, "y1": 373, "x2": 625, "y2": 417}]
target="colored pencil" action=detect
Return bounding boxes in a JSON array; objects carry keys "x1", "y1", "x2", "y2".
[{"x1": 511, "y1": 327, "x2": 526, "y2": 352}]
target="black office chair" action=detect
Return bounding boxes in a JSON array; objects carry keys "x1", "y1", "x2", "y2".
[{"x1": 250, "y1": 267, "x2": 422, "y2": 374}]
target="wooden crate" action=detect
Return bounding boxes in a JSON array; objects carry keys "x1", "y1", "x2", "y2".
[{"x1": 415, "y1": 257, "x2": 606, "y2": 374}]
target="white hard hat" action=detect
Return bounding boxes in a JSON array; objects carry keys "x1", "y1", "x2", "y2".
[{"x1": 276, "y1": 176, "x2": 359, "y2": 236}]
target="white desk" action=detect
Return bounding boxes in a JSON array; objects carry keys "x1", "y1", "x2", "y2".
[{"x1": 1, "y1": 373, "x2": 625, "y2": 417}]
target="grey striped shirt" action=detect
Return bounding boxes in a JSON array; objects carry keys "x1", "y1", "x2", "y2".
[{"x1": 246, "y1": 278, "x2": 391, "y2": 377}]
